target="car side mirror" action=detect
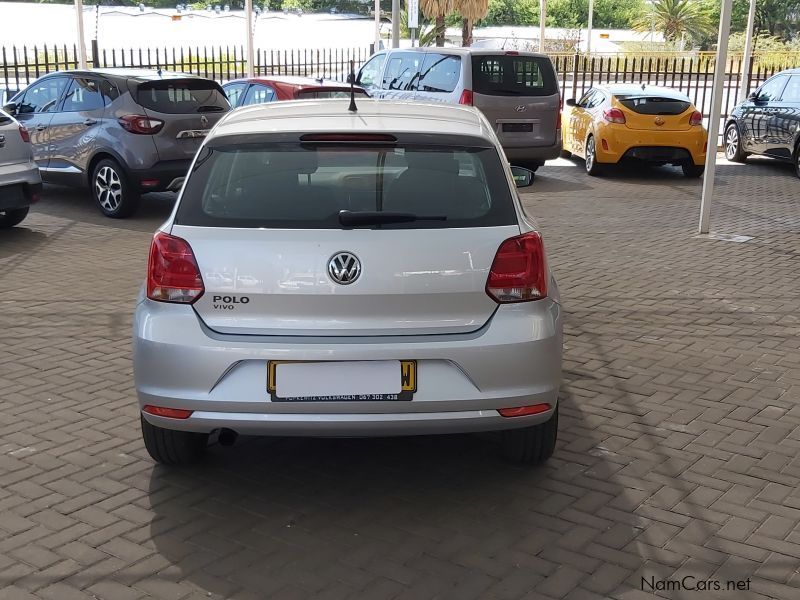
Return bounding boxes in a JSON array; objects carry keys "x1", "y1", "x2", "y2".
[
  {"x1": 510, "y1": 166, "x2": 534, "y2": 188},
  {"x1": 564, "y1": 98, "x2": 576, "y2": 107},
  {"x1": 748, "y1": 91, "x2": 759, "y2": 102},
  {"x1": 2, "y1": 102, "x2": 18, "y2": 115}
]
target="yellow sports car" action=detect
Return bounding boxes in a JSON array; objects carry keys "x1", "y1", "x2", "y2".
[{"x1": 561, "y1": 84, "x2": 708, "y2": 177}]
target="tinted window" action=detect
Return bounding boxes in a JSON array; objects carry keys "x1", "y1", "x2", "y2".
[
  {"x1": 136, "y1": 79, "x2": 230, "y2": 114},
  {"x1": 757, "y1": 76, "x2": 788, "y2": 102},
  {"x1": 615, "y1": 95, "x2": 690, "y2": 115},
  {"x1": 578, "y1": 90, "x2": 603, "y2": 109},
  {"x1": 16, "y1": 77, "x2": 68, "y2": 114},
  {"x1": 418, "y1": 54, "x2": 461, "y2": 93},
  {"x1": 381, "y1": 53, "x2": 422, "y2": 91},
  {"x1": 223, "y1": 82, "x2": 248, "y2": 107},
  {"x1": 780, "y1": 75, "x2": 800, "y2": 102},
  {"x1": 295, "y1": 89, "x2": 369, "y2": 99},
  {"x1": 472, "y1": 55, "x2": 557, "y2": 97},
  {"x1": 242, "y1": 84, "x2": 276, "y2": 105},
  {"x1": 358, "y1": 54, "x2": 386, "y2": 88},
  {"x1": 62, "y1": 78, "x2": 105, "y2": 111},
  {"x1": 176, "y1": 143, "x2": 515, "y2": 229}
]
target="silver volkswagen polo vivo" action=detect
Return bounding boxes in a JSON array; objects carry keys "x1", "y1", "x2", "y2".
[{"x1": 133, "y1": 99, "x2": 563, "y2": 466}]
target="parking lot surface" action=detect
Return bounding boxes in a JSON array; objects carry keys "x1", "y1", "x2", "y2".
[{"x1": 1, "y1": 156, "x2": 799, "y2": 600}]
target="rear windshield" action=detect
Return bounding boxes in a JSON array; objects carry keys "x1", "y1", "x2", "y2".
[
  {"x1": 135, "y1": 79, "x2": 230, "y2": 114},
  {"x1": 295, "y1": 89, "x2": 370, "y2": 99},
  {"x1": 615, "y1": 95, "x2": 690, "y2": 115},
  {"x1": 176, "y1": 143, "x2": 516, "y2": 229},
  {"x1": 472, "y1": 55, "x2": 557, "y2": 97}
]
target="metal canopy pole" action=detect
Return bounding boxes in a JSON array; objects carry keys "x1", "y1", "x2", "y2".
[
  {"x1": 587, "y1": 0, "x2": 594, "y2": 55},
  {"x1": 245, "y1": 0, "x2": 255, "y2": 77},
  {"x1": 74, "y1": 0, "x2": 88, "y2": 69},
  {"x1": 391, "y1": 0, "x2": 400, "y2": 48},
  {"x1": 698, "y1": 0, "x2": 734, "y2": 234},
  {"x1": 738, "y1": 0, "x2": 757, "y2": 103},
  {"x1": 539, "y1": 0, "x2": 546, "y2": 53},
  {"x1": 375, "y1": 0, "x2": 381, "y2": 50}
]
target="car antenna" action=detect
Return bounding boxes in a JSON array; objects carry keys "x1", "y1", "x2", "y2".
[{"x1": 348, "y1": 60, "x2": 357, "y2": 113}]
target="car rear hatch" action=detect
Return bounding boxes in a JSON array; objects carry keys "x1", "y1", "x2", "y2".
[
  {"x1": 133, "y1": 78, "x2": 230, "y2": 160},
  {"x1": 471, "y1": 53, "x2": 560, "y2": 148},
  {"x1": 171, "y1": 134, "x2": 520, "y2": 336},
  {"x1": 614, "y1": 94, "x2": 693, "y2": 131}
]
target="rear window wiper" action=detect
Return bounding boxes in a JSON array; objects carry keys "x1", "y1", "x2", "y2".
[
  {"x1": 197, "y1": 105, "x2": 225, "y2": 112},
  {"x1": 338, "y1": 210, "x2": 447, "y2": 227}
]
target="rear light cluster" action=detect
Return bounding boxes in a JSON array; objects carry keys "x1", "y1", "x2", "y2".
[
  {"x1": 498, "y1": 403, "x2": 551, "y2": 417},
  {"x1": 603, "y1": 107, "x2": 626, "y2": 124},
  {"x1": 147, "y1": 231, "x2": 204, "y2": 303},
  {"x1": 689, "y1": 111, "x2": 703, "y2": 126},
  {"x1": 143, "y1": 405, "x2": 193, "y2": 419},
  {"x1": 459, "y1": 89, "x2": 473, "y2": 106},
  {"x1": 486, "y1": 232, "x2": 548, "y2": 303},
  {"x1": 119, "y1": 114, "x2": 164, "y2": 135},
  {"x1": 18, "y1": 125, "x2": 30, "y2": 143}
]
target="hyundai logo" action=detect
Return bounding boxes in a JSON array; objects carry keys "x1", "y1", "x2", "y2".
[
  {"x1": 515, "y1": 105, "x2": 527, "y2": 112},
  {"x1": 328, "y1": 252, "x2": 361, "y2": 285}
]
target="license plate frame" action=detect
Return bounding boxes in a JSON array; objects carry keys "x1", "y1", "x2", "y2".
[
  {"x1": 267, "y1": 360, "x2": 417, "y2": 402},
  {"x1": 502, "y1": 122, "x2": 533, "y2": 133}
]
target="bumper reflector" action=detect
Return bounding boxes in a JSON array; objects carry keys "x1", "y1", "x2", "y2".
[
  {"x1": 498, "y1": 403, "x2": 551, "y2": 417},
  {"x1": 143, "y1": 405, "x2": 193, "y2": 419},
  {"x1": 141, "y1": 179, "x2": 160, "y2": 187}
]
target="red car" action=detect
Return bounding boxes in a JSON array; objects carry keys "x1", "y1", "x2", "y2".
[{"x1": 222, "y1": 76, "x2": 369, "y2": 107}]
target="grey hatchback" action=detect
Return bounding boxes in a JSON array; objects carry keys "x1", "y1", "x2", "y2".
[{"x1": 3, "y1": 69, "x2": 230, "y2": 218}]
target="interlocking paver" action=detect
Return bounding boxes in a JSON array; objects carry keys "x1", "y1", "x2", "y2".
[{"x1": 1, "y1": 157, "x2": 799, "y2": 599}]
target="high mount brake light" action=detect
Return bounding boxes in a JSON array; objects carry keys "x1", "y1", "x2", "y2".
[
  {"x1": 147, "y1": 232, "x2": 204, "y2": 303},
  {"x1": 486, "y1": 232, "x2": 548, "y2": 303},
  {"x1": 299, "y1": 133, "x2": 397, "y2": 143}
]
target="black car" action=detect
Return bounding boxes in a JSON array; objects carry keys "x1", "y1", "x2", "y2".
[{"x1": 724, "y1": 68, "x2": 800, "y2": 178}]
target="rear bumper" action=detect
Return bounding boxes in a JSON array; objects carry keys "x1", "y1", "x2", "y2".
[
  {"x1": 0, "y1": 159, "x2": 42, "y2": 210},
  {"x1": 503, "y1": 134, "x2": 562, "y2": 163},
  {"x1": 133, "y1": 298, "x2": 563, "y2": 437},
  {"x1": 596, "y1": 126, "x2": 707, "y2": 166},
  {"x1": 129, "y1": 159, "x2": 191, "y2": 192}
]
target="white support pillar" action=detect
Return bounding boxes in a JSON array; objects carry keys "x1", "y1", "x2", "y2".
[
  {"x1": 698, "y1": 0, "x2": 734, "y2": 234},
  {"x1": 245, "y1": 0, "x2": 255, "y2": 77},
  {"x1": 587, "y1": 0, "x2": 594, "y2": 55},
  {"x1": 375, "y1": 0, "x2": 381, "y2": 50},
  {"x1": 74, "y1": 0, "x2": 88, "y2": 69},
  {"x1": 539, "y1": 0, "x2": 546, "y2": 53},
  {"x1": 391, "y1": 0, "x2": 400, "y2": 48},
  {"x1": 738, "y1": 0, "x2": 757, "y2": 103}
]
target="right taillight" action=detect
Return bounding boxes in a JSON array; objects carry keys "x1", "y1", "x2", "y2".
[
  {"x1": 147, "y1": 231, "x2": 204, "y2": 303},
  {"x1": 689, "y1": 111, "x2": 703, "y2": 126},
  {"x1": 459, "y1": 89, "x2": 473, "y2": 106},
  {"x1": 18, "y1": 125, "x2": 30, "y2": 143},
  {"x1": 119, "y1": 114, "x2": 164, "y2": 135},
  {"x1": 486, "y1": 232, "x2": 548, "y2": 303}
]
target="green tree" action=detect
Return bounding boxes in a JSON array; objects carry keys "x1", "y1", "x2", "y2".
[
  {"x1": 633, "y1": 0, "x2": 713, "y2": 44},
  {"x1": 482, "y1": 0, "x2": 537, "y2": 26},
  {"x1": 545, "y1": 0, "x2": 646, "y2": 30}
]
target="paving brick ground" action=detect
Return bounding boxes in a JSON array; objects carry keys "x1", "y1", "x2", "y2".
[{"x1": 1, "y1": 155, "x2": 799, "y2": 599}]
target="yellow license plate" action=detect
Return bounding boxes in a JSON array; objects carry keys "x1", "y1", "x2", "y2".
[{"x1": 267, "y1": 360, "x2": 416, "y2": 401}]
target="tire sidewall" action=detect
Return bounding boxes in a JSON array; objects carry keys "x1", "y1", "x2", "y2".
[
  {"x1": 92, "y1": 159, "x2": 138, "y2": 218},
  {"x1": 725, "y1": 123, "x2": 741, "y2": 161}
]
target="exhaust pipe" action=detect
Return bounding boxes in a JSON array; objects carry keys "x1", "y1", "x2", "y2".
[{"x1": 218, "y1": 428, "x2": 238, "y2": 447}]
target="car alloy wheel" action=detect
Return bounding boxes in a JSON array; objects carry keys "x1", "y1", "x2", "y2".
[
  {"x1": 725, "y1": 126, "x2": 739, "y2": 161},
  {"x1": 95, "y1": 165, "x2": 122, "y2": 213},
  {"x1": 585, "y1": 137, "x2": 595, "y2": 172}
]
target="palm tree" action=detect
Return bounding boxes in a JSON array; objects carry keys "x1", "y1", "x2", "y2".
[
  {"x1": 454, "y1": 0, "x2": 490, "y2": 47},
  {"x1": 633, "y1": 0, "x2": 712, "y2": 44},
  {"x1": 420, "y1": 0, "x2": 453, "y2": 47}
]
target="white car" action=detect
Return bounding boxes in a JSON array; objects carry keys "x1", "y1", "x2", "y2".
[
  {"x1": 0, "y1": 109, "x2": 41, "y2": 228},
  {"x1": 133, "y1": 99, "x2": 563, "y2": 465}
]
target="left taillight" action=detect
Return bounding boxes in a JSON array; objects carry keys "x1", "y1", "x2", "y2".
[
  {"x1": 689, "y1": 111, "x2": 703, "y2": 126},
  {"x1": 603, "y1": 107, "x2": 626, "y2": 124},
  {"x1": 147, "y1": 231, "x2": 204, "y2": 303},
  {"x1": 119, "y1": 114, "x2": 164, "y2": 135},
  {"x1": 486, "y1": 232, "x2": 548, "y2": 303},
  {"x1": 18, "y1": 125, "x2": 30, "y2": 143}
]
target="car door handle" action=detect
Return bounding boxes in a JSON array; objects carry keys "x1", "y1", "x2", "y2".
[
  {"x1": 35, "y1": 124, "x2": 47, "y2": 131},
  {"x1": 83, "y1": 118, "x2": 98, "y2": 126}
]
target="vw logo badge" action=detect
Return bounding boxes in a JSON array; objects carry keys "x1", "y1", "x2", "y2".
[
  {"x1": 328, "y1": 252, "x2": 361, "y2": 285},
  {"x1": 515, "y1": 105, "x2": 527, "y2": 112}
]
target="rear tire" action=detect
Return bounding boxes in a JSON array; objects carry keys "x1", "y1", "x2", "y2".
[
  {"x1": 682, "y1": 163, "x2": 705, "y2": 178},
  {"x1": 0, "y1": 207, "x2": 29, "y2": 228},
  {"x1": 501, "y1": 405, "x2": 558, "y2": 465},
  {"x1": 794, "y1": 143, "x2": 800, "y2": 180},
  {"x1": 724, "y1": 122, "x2": 749, "y2": 163},
  {"x1": 92, "y1": 158, "x2": 140, "y2": 218},
  {"x1": 141, "y1": 416, "x2": 208, "y2": 465},
  {"x1": 585, "y1": 136, "x2": 604, "y2": 176}
]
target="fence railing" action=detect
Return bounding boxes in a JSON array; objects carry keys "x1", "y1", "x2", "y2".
[{"x1": 3, "y1": 45, "x2": 800, "y2": 125}]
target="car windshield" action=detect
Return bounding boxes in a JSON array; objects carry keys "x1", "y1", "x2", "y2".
[{"x1": 176, "y1": 142, "x2": 516, "y2": 229}]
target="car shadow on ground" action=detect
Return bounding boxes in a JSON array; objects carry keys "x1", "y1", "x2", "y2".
[{"x1": 0, "y1": 226, "x2": 48, "y2": 261}]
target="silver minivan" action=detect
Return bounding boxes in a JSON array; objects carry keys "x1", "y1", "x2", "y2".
[{"x1": 356, "y1": 48, "x2": 562, "y2": 170}]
